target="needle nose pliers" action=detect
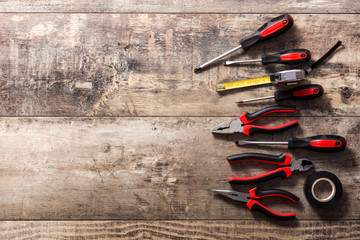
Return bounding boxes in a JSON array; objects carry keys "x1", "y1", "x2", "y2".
[
  {"x1": 227, "y1": 153, "x2": 312, "y2": 184},
  {"x1": 213, "y1": 187, "x2": 299, "y2": 219},
  {"x1": 211, "y1": 106, "x2": 299, "y2": 136}
]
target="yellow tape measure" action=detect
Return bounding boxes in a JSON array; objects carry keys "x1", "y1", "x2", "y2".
[{"x1": 216, "y1": 76, "x2": 272, "y2": 92}]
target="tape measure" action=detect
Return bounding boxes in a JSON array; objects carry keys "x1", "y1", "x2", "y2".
[
  {"x1": 216, "y1": 76, "x2": 272, "y2": 91},
  {"x1": 216, "y1": 69, "x2": 306, "y2": 92}
]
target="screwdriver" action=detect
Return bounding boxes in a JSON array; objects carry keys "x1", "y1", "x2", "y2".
[
  {"x1": 194, "y1": 14, "x2": 294, "y2": 72},
  {"x1": 236, "y1": 84, "x2": 323, "y2": 103},
  {"x1": 235, "y1": 135, "x2": 346, "y2": 152},
  {"x1": 224, "y1": 49, "x2": 311, "y2": 66}
]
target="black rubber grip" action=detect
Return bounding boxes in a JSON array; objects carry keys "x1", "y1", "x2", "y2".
[
  {"x1": 261, "y1": 49, "x2": 311, "y2": 65},
  {"x1": 274, "y1": 84, "x2": 324, "y2": 101},
  {"x1": 227, "y1": 153, "x2": 288, "y2": 164},
  {"x1": 252, "y1": 188, "x2": 300, "y2": 202},
  {"x1": 241, "y1": 105, "x2": 296, "y2": 123},
  {"x1": 288, "y1": 135, "x2": 346, "y2": 152},
  {"x1": 240, "y1": 14, "x2": 294, "y2": 50}
]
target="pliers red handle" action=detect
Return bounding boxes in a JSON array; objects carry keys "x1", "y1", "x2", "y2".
[
  {"x1": 213, "y1": 187, "x2": 299, "y2": 219},
  {"x1": 211, "y1": 106, "x2": 299, "y2": 136},
  {"x1": 227, "y1": 153, "x2": 312, "y2": 184}
]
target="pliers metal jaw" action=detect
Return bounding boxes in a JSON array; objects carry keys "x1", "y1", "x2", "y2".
[
  {"x1": 227, "y1": 153, "x2": 312, "y2": 184},
  {"x1": 213, "y1": 187, "x2": 299, "y2": 219},
  {"x1": 211, "y1": 105, "x2": 299, "y2": 136}
]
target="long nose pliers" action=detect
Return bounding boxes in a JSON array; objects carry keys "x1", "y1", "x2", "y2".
[
  {"x1": 213, "y1": 187, "x2": 299, "y2": 219},
  {"x1": 211, "y1": 106, "x2": 299, "y2": 136}
]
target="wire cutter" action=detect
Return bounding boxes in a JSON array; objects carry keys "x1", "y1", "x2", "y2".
[
  {"x1": 211, "y1": 106, "x2": 299, "y2": 136},
  {"x1": 213, "y1": 187, "x2": 299, "y2": 219},
  {"x1": 227, "y1": 153, "x2": 312, "y2": 184}
]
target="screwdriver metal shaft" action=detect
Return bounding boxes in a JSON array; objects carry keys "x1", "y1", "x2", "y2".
[
  {"x1": 225, "y1": 59, "x2": 262, "y2": 65},
  {"x1": 236, "y1": 96, "x2": 274, "y2": 103},
  {"x1": 236, "y1": 140, "x2": 288, "y2": 146},
  {"x1": 194, "y1": 45, "x2": 243, "y2": 72}
]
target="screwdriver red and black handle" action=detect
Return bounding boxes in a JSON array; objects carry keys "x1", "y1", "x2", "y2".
[
  {"x1": 236, "y1": 135, "x2": 347, "y2": 152},
  {"x1": 246, "y1": 187, "x2": 299, "y2": 219},
  {"x1": 288, "y1": 135, "x2": 346, "y2": 152},
  {"x1": 228, "y1": 153, "x2": 294, "y2": 184},
  {"x1": 240, "y1": 106, "x2": 299, "y2": 135},
  {"x1": 275, "y1": 84, "x2": 323, "y2": 101},
  {"x1": 261, "y1": 49, "x2": 311, "y2": 65},
  {"x1": 240, "y1": 14, "x2": 294, "y2": 50},
  {"x1": 237, "y1": 84, "x2": 324, "y2": 103}
]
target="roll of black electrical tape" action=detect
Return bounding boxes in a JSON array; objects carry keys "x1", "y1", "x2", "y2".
[{"x1": 304, "y1": 171, "x2": 342, "y2": 208}]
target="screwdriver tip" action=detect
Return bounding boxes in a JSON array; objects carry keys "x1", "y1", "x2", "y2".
[
  {"x1": 194, "y1": 67, "x2": 201, "y2": 73},
  {"x1": 236, "y1": 100, "x2": 243, "y2": 104},
  {"x1": 235, "y1": 140, "x2": 247, "y2": 146}
]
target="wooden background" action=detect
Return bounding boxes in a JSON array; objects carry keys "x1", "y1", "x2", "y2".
[{"x1": 0, "y1": 0, "x2": 359, "y2": 239}]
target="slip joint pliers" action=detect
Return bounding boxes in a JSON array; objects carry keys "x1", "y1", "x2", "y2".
[{"x1": 211, "y1": 105, "x2": 299, "y2": 136}]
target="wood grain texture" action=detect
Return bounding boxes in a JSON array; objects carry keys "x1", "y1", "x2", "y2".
[
  {"x1": 0, "y1": 14, "x2": 358, "y2": 117},
  {"x1": 1, "y1": 220, "x2": 360, "y2": 239},
  {"x1": 0, "y1": 0, "x2": 358, "y2": 13},
  {"x1": 0, "y1": 117, "x2": 358, "y2": 220}
]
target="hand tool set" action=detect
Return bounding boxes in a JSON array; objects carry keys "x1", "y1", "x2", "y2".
[
  {"x1": 203, "y1": 14, "x2": 345, "y2": 219},
  {"x1": 195, "y1": 14, "x2": 294, "y2": 72},
  {"x1": 215, "y1": 41, "x2": 341, "y2": 91}
]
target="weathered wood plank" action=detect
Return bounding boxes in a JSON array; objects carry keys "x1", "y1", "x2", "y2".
[
  {"x1": 0, "y1": 0, "x2": 358, "y2": 13},
  {"x1": 0, "y1": 117, "x2": 358, "y2": 220},
  {"x1": 0, "y1": 14, "x2": 358, "y2": 117},
  {"x1": 1, "y1": 220, "x2": 359, "y2": 239}
]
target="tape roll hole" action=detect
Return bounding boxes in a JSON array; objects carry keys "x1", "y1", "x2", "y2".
[{"x1": 311, "y1": 178, "x2": 336, "y2": 202}]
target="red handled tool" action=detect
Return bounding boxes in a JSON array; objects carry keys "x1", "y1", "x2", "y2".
[
  {"x1": 236, "y1": 135, "x2": 347, "y2": 152},
  {"x1": 227, "y1": 153, "x2": 312, "y2": 184},
  {"x1": 225, "y1": 49, "x2": 311, "y2": 66},
  {"x1": 211, "y1": 106, "x2": 298, "y2": 136},
  {"x1": 237, "y1": 84, "x2": 324, "y2": 103},
  {"x1": 213, "y1": 187, "x2": 299, "y2": 219},
  {"x1": 195, "y1": 14, "x2": 294, "y2": 72}
]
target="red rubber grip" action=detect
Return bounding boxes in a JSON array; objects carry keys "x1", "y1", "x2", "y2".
[
  {"x1": 229, "y1": 167, "x2": 292, "y2": 184},
  {"x1": 280, "y1": 52, "x2": 308, "y2": 61},
  {"x1": 310, "y1": 140, "x2": 343, "y2": 148},
  {"x1": 246, "y1": 199, "x2": 296, "y2": 218},
  {"x1": 293, "y1": 88, "x2": 320, "y2": 97},
  {"x1": 260, "y1": 19, "x2": 290, "y2": 37}
]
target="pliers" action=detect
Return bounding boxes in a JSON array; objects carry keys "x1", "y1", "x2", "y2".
[
  {"x1": 211, "y1": 106, "x2": 298, "y2": 136},
  {"x1": 213, "y1": 187, "x2": 299, "y2": 219},
  {"x1": 227, "y1": 153, "x2": 312, "y2": 184}
]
